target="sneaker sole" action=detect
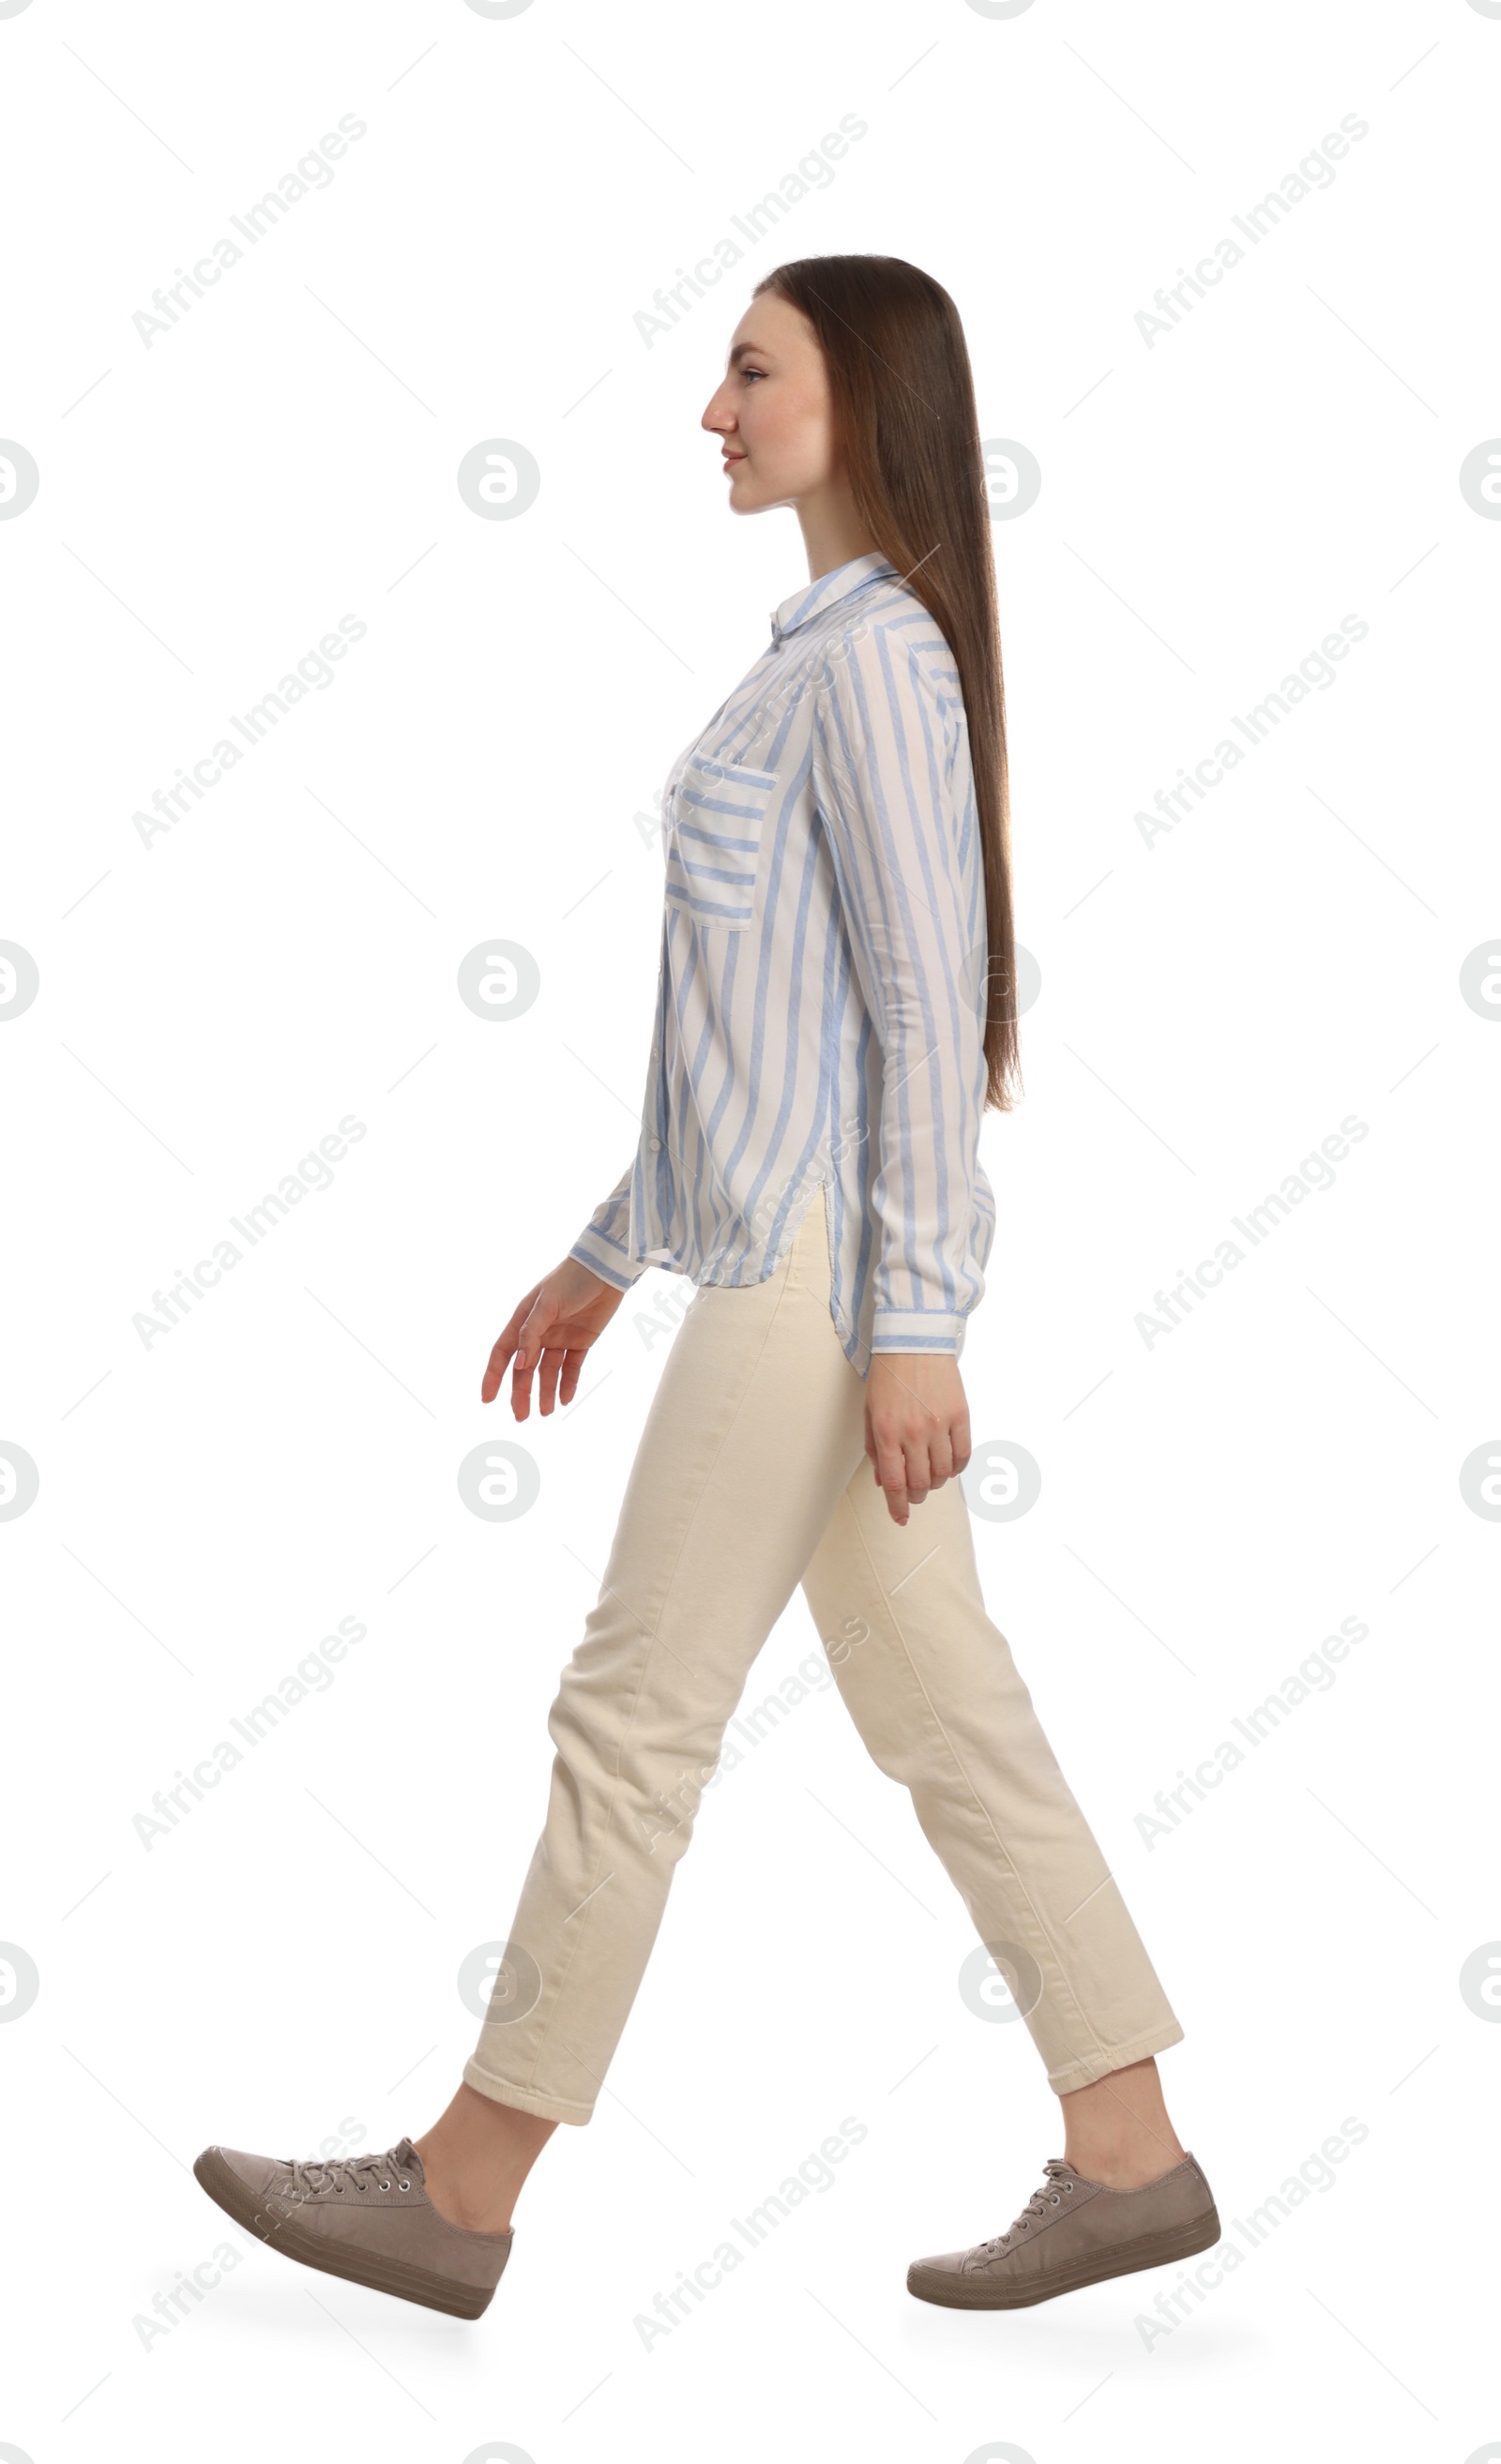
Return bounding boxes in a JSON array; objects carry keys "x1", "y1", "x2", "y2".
[
  {"x1": 906, "y1": 2203, "x2": 1221, "y2": 2309},
  {"x1": 192, "y1": 2148, "x2": 497, "y2": 2320}
]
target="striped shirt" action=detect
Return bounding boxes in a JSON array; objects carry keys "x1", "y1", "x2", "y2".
[{"x1": 570, "y1": 550, "x2": 996, "y2": 1377}]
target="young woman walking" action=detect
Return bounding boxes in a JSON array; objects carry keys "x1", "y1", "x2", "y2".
[{"x1": 196, "y1": 253, "x2": 1218, "y2": 2320}]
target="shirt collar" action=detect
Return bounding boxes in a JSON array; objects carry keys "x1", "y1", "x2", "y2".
[{"x1": 769, "y1": 552, "x2": 897, "y2": 648}]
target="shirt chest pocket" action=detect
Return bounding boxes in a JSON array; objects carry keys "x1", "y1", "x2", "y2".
[{"x1": 664, "y1": 752, "x2": 780, "y2": 931}]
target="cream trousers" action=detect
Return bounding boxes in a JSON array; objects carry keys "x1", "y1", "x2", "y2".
[{"x1": 464, "y1": 1185, "x2": 1183, "y2": 2124}]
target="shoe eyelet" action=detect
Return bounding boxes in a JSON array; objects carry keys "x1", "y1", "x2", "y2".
[
  {"x1": 1050, "y1": 2192, "x2": 1060, "y2": 2203},
  {"x1": 399, "y1": 2180, "x2": 411, "y2": 2191},
  {"x1": 379, "y1": 2180, "x2": 391, "y2": 2191}
]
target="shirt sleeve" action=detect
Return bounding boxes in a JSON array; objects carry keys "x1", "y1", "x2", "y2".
[
  {"x1": 569, "y1": 1157, "x2": 652, "y2": 1291},
  {"x1": 810, "y1": 619, "x2": 992, "y2": 1357}
]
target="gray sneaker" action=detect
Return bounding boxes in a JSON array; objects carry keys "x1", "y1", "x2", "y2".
[
  {"x1": 908, "y1": 2152, "x2": 1220, "y2": 2309},
  {"x1": 193, "y1": 2135, "x2": 513, "y2": 2319}
]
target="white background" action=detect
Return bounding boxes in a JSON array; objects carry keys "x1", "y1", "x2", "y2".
[{"x1": 2, "y1": 0, "x2": 1497, "y2": 2457}]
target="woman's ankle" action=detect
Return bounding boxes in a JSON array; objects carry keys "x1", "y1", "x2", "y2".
[
  {"x1": 419, "y1": 2152, "x2": 517, "y2": 2235},
  {"x1": 412, "y1": 2083, "x2": 558, "y2": 2234},
  {"x1": 1057, "y1": 2056, "x2": 1187, "y2": 2188}
]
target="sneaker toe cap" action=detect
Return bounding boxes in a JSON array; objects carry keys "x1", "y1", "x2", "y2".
[
  {"x1": 204, "y1": 2144, "x2": 284, "y2": 2199},
  {"x1": 907, "y1": 2247, "x2": 975, "y2": 2282}
]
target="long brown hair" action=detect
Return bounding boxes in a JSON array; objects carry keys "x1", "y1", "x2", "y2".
[{"x1": 752, "y1": 253, "x2": 1020, "y2": 1114}]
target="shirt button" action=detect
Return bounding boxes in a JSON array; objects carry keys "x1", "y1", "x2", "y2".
[{"x1": 648, "y1": 1136, "x2": 662, "y2": 1152}]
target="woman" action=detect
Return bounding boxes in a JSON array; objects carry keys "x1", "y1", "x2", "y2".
[{"x1": 195, "y1": 254, "x2": 1218, "y2": 2320}]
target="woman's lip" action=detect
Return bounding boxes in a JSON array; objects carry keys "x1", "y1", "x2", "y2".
[{"x1": 722, "y1": 452, "x2": 747, "y2": 465}]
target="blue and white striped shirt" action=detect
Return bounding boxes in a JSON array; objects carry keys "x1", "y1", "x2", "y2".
[{"x1": 570, "y1": 551, "x2": 996, "y2": 1377}]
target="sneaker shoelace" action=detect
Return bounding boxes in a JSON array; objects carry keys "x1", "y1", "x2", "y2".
[
  {"x1": 979, "y1": 2156, "x2": 1076, "y2": 2256},
  {"x1": 279, "y1": 2143, "x2": 417, "y2": 2202}
]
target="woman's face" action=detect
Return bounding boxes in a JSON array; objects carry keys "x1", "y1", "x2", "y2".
[{"x1": 702, "y1": 292, "x2": 835, "y2": 515}]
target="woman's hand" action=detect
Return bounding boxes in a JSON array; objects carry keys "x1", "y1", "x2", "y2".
[
  {"x1": 482, "y1": 1259, "x2": 626, "y2": 1419},
  {"x1": 865, "y1": 1353, "x2": 972, "y2": 1526}
]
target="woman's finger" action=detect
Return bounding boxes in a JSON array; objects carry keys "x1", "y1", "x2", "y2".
[
  {"x1": 870, "y1": 1420, "x2": 911, "y2": 1524},
  {"x1": 481, "y1": 1284, "x2": 543, "y2": 1400},
  {"x1": 536, "y1": 1343, "x2": 569, "y2": 1415}
]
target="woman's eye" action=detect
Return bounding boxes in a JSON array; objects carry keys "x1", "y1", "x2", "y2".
[{"x1": 742, "y1": 367, "x2": 766, "y2": 383}]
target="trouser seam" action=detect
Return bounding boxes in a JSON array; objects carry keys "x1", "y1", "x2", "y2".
[
  {"x1": 841, "y1": 1490, "x2": 1115, "y2": 2078},
  {"x1": 518, "y1": 1256, "x2": 806, "y2": 2097}
]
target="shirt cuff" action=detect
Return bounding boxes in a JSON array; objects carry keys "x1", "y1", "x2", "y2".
[
  {"x1": 569, "y1": 1232, "x2": 650, "y2": 1292},
  {"x1": 870, "y1": 1307, "x2": 966, "y2": 1354}
]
